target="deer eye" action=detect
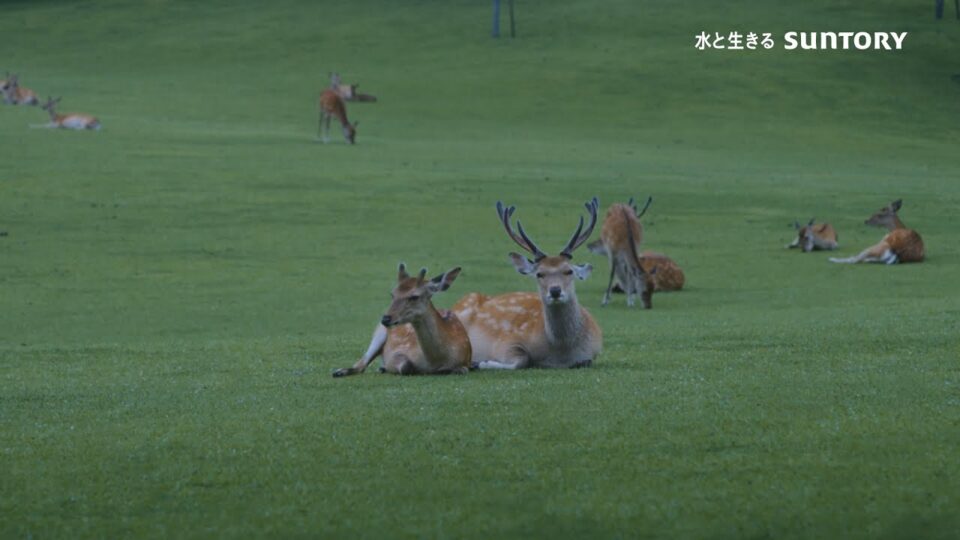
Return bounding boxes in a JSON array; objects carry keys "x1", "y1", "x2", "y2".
[
  {"x1": 535, "y1": 273, "x2": 545, "y2": 279},
  {"x1": 563, "y1": 269, "x2": 574, "y2": 276},
  {"x1": 407, "y1": 295, "x2": 420, "y2": 302}
]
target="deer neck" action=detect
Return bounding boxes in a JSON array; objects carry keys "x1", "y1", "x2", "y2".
[
  {"x1": 542, "y1": 294, "x2": 585, "y2": 347},
  {"x1": 889, "y1": 215, "x2": 906, "y2": 231},
  {"x1": 333, "y1": 106, "x2": 351, "y2": 128},
  {"x1": 410, "y1": 304, "x2": 452, "y2": 361}
]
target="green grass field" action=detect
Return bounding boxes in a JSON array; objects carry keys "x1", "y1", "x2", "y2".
[{"x1": 2, "y1": 0, "x2": 959, "y2": 537}]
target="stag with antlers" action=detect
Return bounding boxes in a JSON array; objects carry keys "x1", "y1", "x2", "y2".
[{"x1": 451, "y1": 198, "x2": 603, "y2": 369}]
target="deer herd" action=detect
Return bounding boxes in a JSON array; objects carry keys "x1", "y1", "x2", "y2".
[
  {"x1": 2, "y1": 72, "x2": 101, "y2": 131},
  {"x1": 334, "y1": 196, "x2": 925, "y2": 378},
  {"x1": 3, "y1": 70, "x2": 928, "y2": 376}
]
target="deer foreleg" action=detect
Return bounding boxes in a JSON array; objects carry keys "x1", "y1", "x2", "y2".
[
  {"x1": 602, "y1": 255, "x2": 616, "y2": 306},
  {"x1": 829, "y1": 242, "x2": 891, "y2": 264},
  {"x1": 319, "y1": 110, "x2": 332, "y2": 143},
  {"x1": 474, "y1": 360, "x2": 525, "y2": 370},
  {"x1": 333, "y1": 324, "x2": 387, "y2": 377},
  {"x1": 473, "y1": 351, "x2": 530, "y2": 370}
]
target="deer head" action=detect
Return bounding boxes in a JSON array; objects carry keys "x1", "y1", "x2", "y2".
[
  {"x1": 343, "y1": 121, "x2": 358, "y2": 144},
  {"x1": 41, "y1": 96, "x2": 61, "y2": 113},
  {"x1": 380, "y1": 263, "x2": 461, "y2": 327},
  {"x1": 496, "y1": 198, "x2": 598, "y2": 306},
  {"x1": 794, "y1": 217, "x2": 817, "y2": 252},
  {"x1": 865, "y1": 199, "x2": 903, "y2": 230}
]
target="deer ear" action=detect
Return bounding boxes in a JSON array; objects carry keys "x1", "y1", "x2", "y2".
[
  {"x1": 586, "y1": 239, "x2": 607, "y2": 256},
  {"x1": 397, "y1": 262, "x2": 409, "y2": 281},
  {"x1": 508, "y1": 252, "x2": 536, "y2": 275},
  {"x1": 808, "y1": 218, "x2": 816, "y2": 226},
  {"x1": 572, "y1": 263, "x2": 592, "y2": 280},
  {"x1": 891, "y1": 199, "x2": 902, "y2": 211},
  {"x1": 428, "y1": 267, "x2": 462, "y2": 293}
]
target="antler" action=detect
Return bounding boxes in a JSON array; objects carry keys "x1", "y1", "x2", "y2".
[
  {"x1": 496, "y1": 201, "x2": 546, "y2": 261},
  {"x1": 560, "y1": 197, "x2": 599, "y2": 258}
]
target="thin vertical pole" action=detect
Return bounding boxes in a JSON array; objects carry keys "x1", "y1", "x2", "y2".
[
  {"x1": 492, "y1": 0, "x2": 500, "y2": 37},
  {"x1": 508, "y1": 0, "x2": 516, "y2": 38}
]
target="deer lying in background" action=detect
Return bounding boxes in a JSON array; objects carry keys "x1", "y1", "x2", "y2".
[
  {"x1": 329, "y1": 72, "x2": 378, "y2": 103},
  {"x1": 830, "y1": 199, "x2": 924, "y2": 264},
  {"x1": 1, "y1": 73, "x2": 39, "y2": 105},
  {"x1": 318, "y1": 89, "x2": 358, "y2": 144},
  {"x1": 635, "y1": 251, "x2": 684, "y2": 291},
  {"x1": 333, "y1": 264, "x2": 471, "y2": 377},
  {"x1": 786, "y1": 219, "x2": 838, "y2": 252},
  {"x1": 452, "y1": 198, "x2": 602, "y2": 369},
  {"x1": 39, "y1": 97, "x2": 100, "y2": 130}
]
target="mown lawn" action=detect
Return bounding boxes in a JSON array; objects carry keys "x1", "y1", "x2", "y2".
[{"x1": 1, "y1": 0, "x2": 959, "y2": 538}]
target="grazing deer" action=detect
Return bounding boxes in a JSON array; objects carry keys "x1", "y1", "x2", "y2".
[
  {"x1": 1, "y1": 73, "x2": 39, "y2": 105},
  {"x1": 586, "y1": 248, "x2": 684, "y2": 294},
  {"x1": 786, "y1": 219, "x2": 838, "y2": 252},
  {"x1": 38, "y1": 97, "x2": 100, "y2": 130},
  {"x1": 329, "y1": 72, "x2": 378, "y2": 103},
  {"x1": 584, "y1": 197, "x2": 658, "y2": 308},
  {"x1": 318, "y1": 89, "x2": 358, "y2": 144},
  {"x1": 588, "y1": 198, "x2": 683, "y2": 296},
  {"x1": 829, "y1": 199, "x2": 924, "y2": 264},
  {"x1": 333, "y1": 264, "x2": 471, "y2": 377},
  {"x1": 452, "y1": 198, "x2": 602, "y2": 370}
]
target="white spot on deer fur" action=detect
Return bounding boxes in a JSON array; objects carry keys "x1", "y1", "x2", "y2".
[
  {"x1": 459, "y1": 308, "x2": 473, "y2": 318},
  {"x1": 500, "y1": 320, "x2": 512, "y2": 332}
]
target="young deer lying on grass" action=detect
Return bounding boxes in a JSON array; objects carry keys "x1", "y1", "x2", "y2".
[
  {"x1": 39, "y1": 97, "x2": 100, "y2": 130},
  {"x1": 318, "y1": 89, "x2": 358, "y2": 144},
  {"x1": 329, "y1": 72, "x2": 378, "y2": 103},
  {"x1": 829, "y1": 199, "x2": 924, "y2": 264},
  {"x1": 452, "y1": 198, "x2": 602, "y2": 369},
  {"x1": 585, "y1": 197, "x2": 658, "y2": 308},
  {"x1": 786, "y1": 218, "x2": 838, "y2": 252},
  {"x1": 333, "y1": 264, "x2": 471, "y2": 377},
  {"x1": 1, "y1": 73, "x2": 39, "y2": 105},
  {"x1": 635, "y1": 251, "x2": 684, "y2": 292}
]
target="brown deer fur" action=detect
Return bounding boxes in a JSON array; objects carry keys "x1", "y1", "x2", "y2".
[
  {"x1": 318, "y1": 89, "x2": 357, "y2": 144},
  {"x1": 451, "y1": 199, "x2": 603, "y2": 370},
  {"x1": 334, "y1": 265, "x2": 471, "y2": 377},
  {"x1": 829, "y1": 199, "x2": 924, "y2": 265},
  {"x1": 786, "y1": 219, "x2": 838, "y2": 252}
]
